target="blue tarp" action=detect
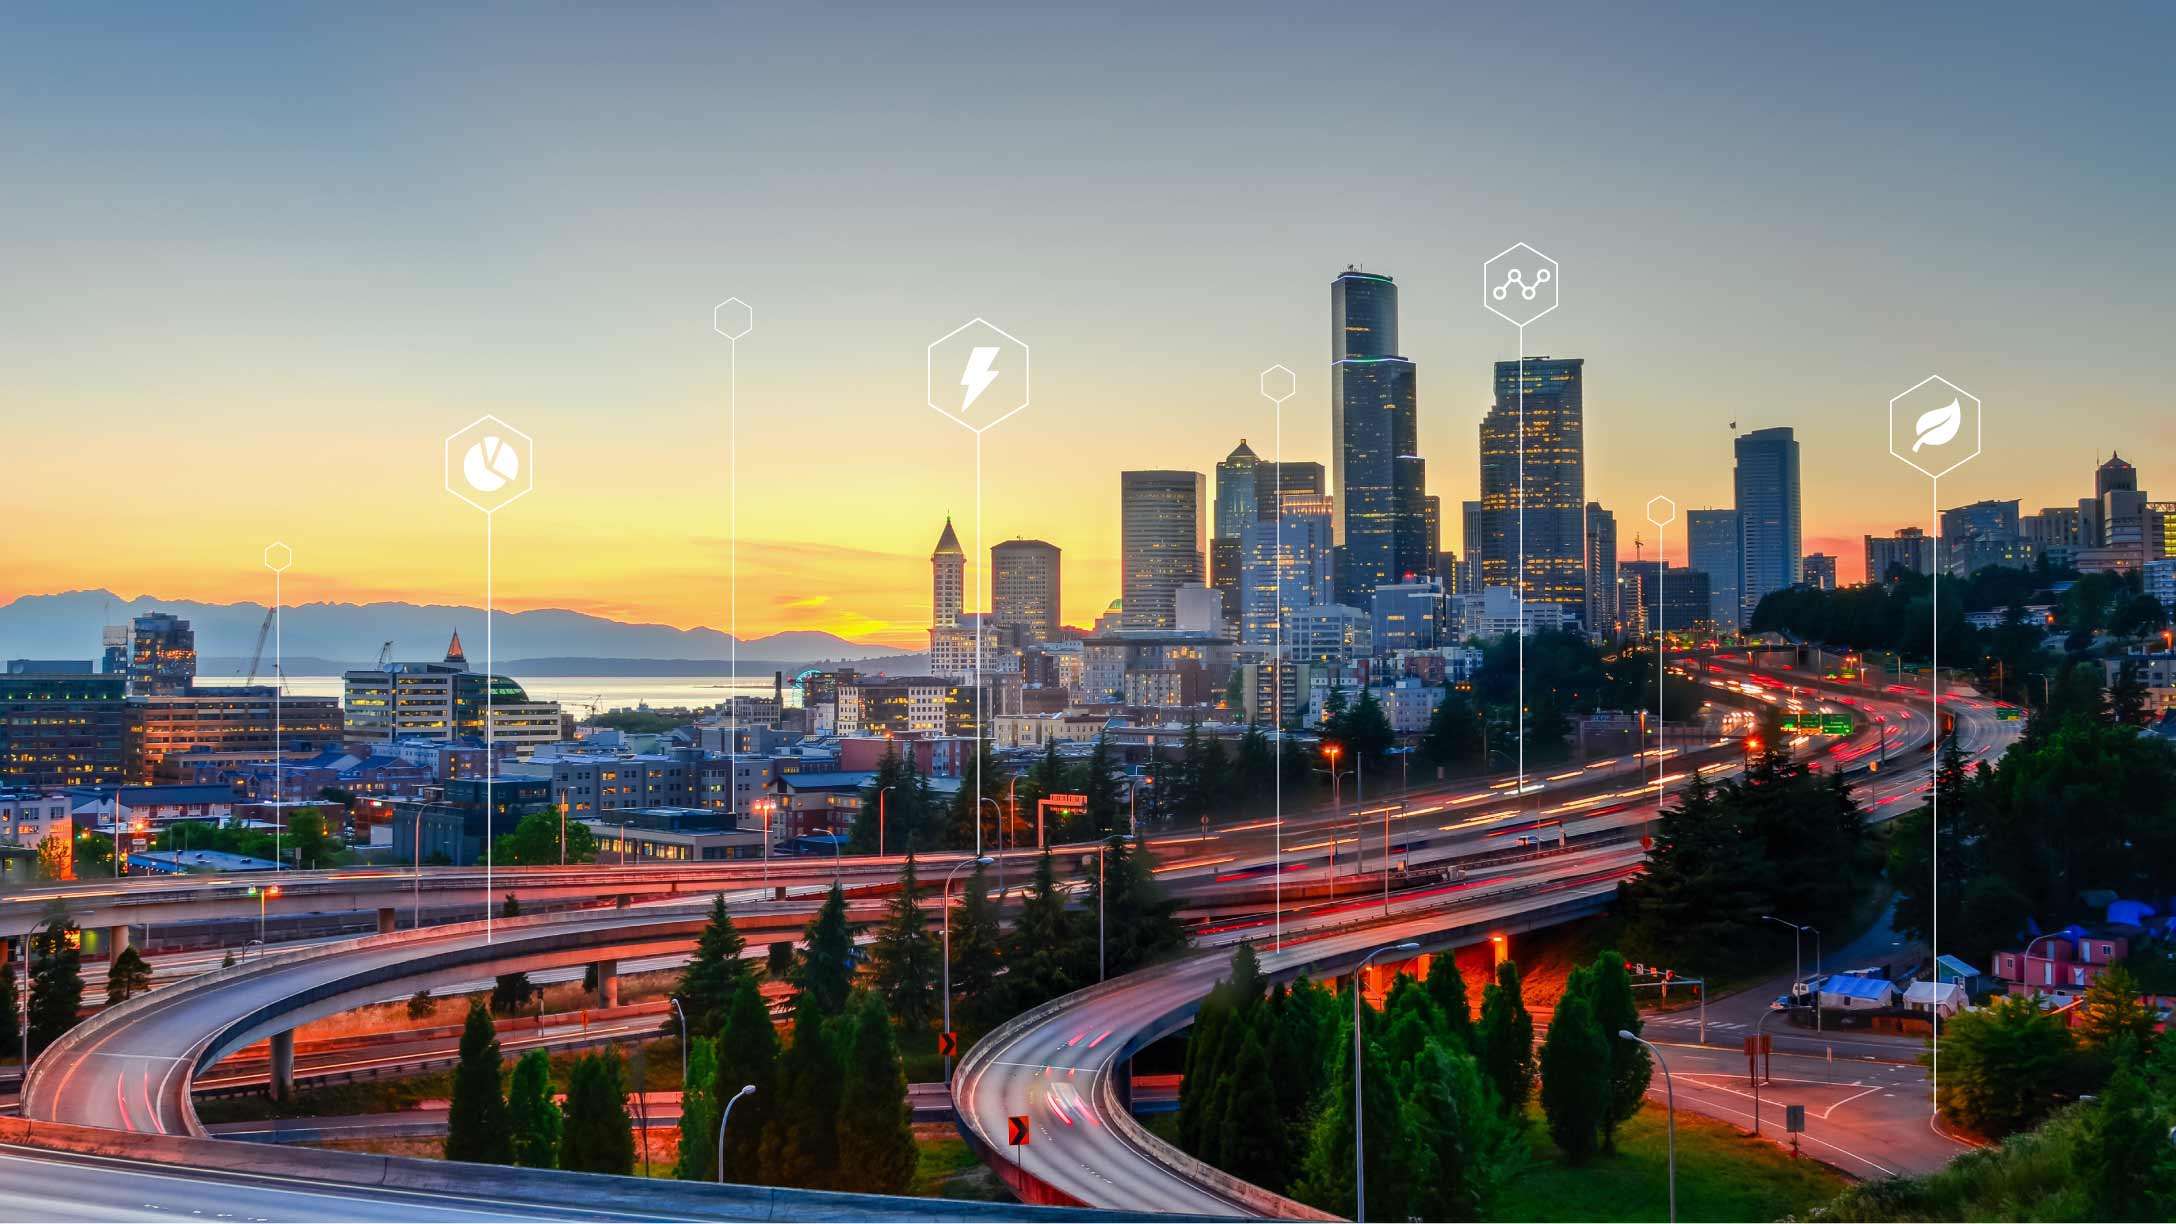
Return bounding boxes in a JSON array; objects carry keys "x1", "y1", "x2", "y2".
[
  {"x1": 2107, "y1": 899, "x2": 2158, "y2": 926},
  {"x1": 1816, "y1": 974, "x2": 1893, "y2": 1001}
]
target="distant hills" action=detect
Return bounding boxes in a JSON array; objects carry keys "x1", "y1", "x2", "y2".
[{"x1": 0, "y1": 590, "x2": 907, "y2": 674}]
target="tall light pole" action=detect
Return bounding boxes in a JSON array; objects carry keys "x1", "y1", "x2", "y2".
[
  {"x1": 669, "y1": 997, "x2": 688, "y2": 1090},
  {"x1": 247, "y1": 884, "x2": 281, "y2": 954},
  {"x1": 714, "y1": 1083, "x2": 756, "y2": 1184},
  {"x1": 1762, "y1": 915, "x2": 1806, "y2": 1001},
  {"x1": 1353, "y1": 940, "x2": 1420, "y2": 1223},
  {"x1": 942, "y1": 855, "x2": 995, "y2": 1078},
  {"x1": 977, "y1": 798, "x2": 1006, "y2": 897},
  {"x1": 1620, "y1": 1031, "x2": 1676, "y2": 1223},
  {"x1": 878, "y1": 785, "x2": 897, "y2": 858}
]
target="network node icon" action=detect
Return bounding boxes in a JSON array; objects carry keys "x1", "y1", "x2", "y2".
[
  {"x1": 1645, "y1": 495, "x2": 1677, "y2": 529},
  {"x1": 712, "y1": 297, "x2": 753, "y2": 341},
  {"x1": 1259, "y1": 364, "x2": 1297, "y2": 405},
  {"x1": 444, "y1": 414, "x2": 536, "y2": 515},
  {"x1": 1482, "y1": 242, "x2": 1561, "y2": 328},
  {"x1": 262, "y1": 541, "x2": 293, "y2": 573},
  {"x1": 926, "y1": 318, "x2": 1030, "y2": 436},
  {"x1": 1887, "y1": 376, "x2": 1982, "y2": 480}
]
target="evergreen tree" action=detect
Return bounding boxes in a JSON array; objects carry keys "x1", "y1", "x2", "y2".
[
  {"x1": 946, "y1": 861, "x2": 1007, "y2": 1041},
  {"x1": 1216, "y1": 1027, "x2": 1286, "y2": 1188},
  {"x1": 1418, "y1": 692, "x2": 1484, "y2": 772},
  {"x1": 1539, "y1": 989, "x2": 1610, "y2": 1163},
  {"x1": 27, "y1": 922, "x2": 84, "y2": 1055},
  {"x1": 1079, "y1": 734, "x2": 1124, "y2": 837},
  {"x1": 676, "y1": 893, "x2": 748, "y2": 1037},
  {"x1": 1423, "y1": 953, "x2": 1476, "y2": 1054},
  {"x1": 1401, "y1": 1038, "x2": 1517, "y2": 1221},
  {"x1": 833, "y1": 993, "x2": 917, "y2": 1195},
  {"x1": 1271, "y1": 979, "x2": 1339, "y2": 1170},
  {"x1": 713, "y1": 976, "x2": 778, "y2": 1184},
  {"x1": 1339, "y1": 689, "x2": 1396, "y2": 782},
  {"x1": 673, "y1": 1037, "x2": 719, "y2": 1180},
  {"x1": 1003, "y1": 848, "x2": 1077, "y2": 1008},
  {"x1": 1292, "y1": 1027, "x2": 1416, "y2": 1220},
  {"x1": 1080, "y1": 836, "x2": 1185, "y2": 980},
  {"x1": 105, "y1": 945, "x2": 152, "y2": 1005},
  {"x1": 2075, "y1": 965, "x2": 2157, "y2": 1054},
  {"x1": 1578, "y1": 953, "x2": 1651, "y2": 1148},
  {"x1": 557, "y1": 1051, "x2": 635, "y2": 1175},
  {"x1": 1938, "y1": 993, "x2": 2078, "y2": 1137},
  {"x1": 0, "y1": 961, "x2": 16, "y2": 1059},
  {"x1": 868, "y1": 852, "x2": 940, "y2": 1032},
  {"x1": 943, "y1": 741, "x2": 1010, "y2": 850},
  {"x1": 763, "y1": 995, "x2": 845, "y2": 1188},
  {"x1": 1476, "y1": 960, "x2": 1534, "y2": 1116},
  {"x1": 444, "y1": 1001, "x2": 513, "y2": 1164},
  {"x1": 849, "y1": 748, "x2": 932, "y2": 854},
  {"x1": 506, "y1": 1048, "x2": 562, "y2": 1169},
  {"x1": 791, "y1": 881, "x2": 855, "y2": 1018},
  {"x1": 2080, "y1": 1040, "x2": 2176, "y2": 1220},
  {"x1": 1233, "y1": 724, "x2": 1275, "y2": 805},
  {"x1": 491, "y1": 894, "x2": 535, "y2": 1015}
]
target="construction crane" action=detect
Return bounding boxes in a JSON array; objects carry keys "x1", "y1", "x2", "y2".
[
  {"x1": 243, "y1": 608, "x2": 276, "y2": 684},
  {"x1": 375, "y1": 641, "x2": 394, "y2": 669}
]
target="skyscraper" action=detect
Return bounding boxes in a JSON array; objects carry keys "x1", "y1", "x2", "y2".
[
  {"x1": 1478, "y1": 357, "x2": 1586, "y2": 610},
  {"x1": 930, "y1": 518, "x2": 964, "y2": 630},
  {"x1": 1254, "y1": 461, "x2": 1326, "y2": 519},
  {"x1": 1240, "y1": 494, "x2": 1334, "y2": 647},
  {"x1": 1120, "y1": 470, "x2": 1207, "y2": 629},
  {"x1": 1803, "y1": 554, "x2": 1838, "y2": 590},
  {"x1": 127, "y1": 612, "x2": 196, "y2": 697},
  {"x1": 1686, "y1": 509, "x2": 1743, "y2": 633},
  {"x1": 1331, "y1": 269, "x2": 1426, "y2": 604},
  {"x1": 1733, "y1": 427, "x2": 1802, "y2": 624},
  {"x1": 1211, "y1": 439, "x2": 1261, "y2": 608},
  {"x1": 991, "y1": 539, "x2": 1061, "y2": 643},
  {"x1": 1584, "y1": 503, "x2": 1617, "y2": 638}
]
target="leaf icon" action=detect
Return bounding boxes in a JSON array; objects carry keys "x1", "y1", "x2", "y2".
[{"x1": 1912, "y1": 399, "x2": 1961, "y2": 452}]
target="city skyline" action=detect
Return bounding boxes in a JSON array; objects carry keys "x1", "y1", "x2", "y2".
[{"x1": 2, "y1": 5, "x2": 2171, "y2": 650}]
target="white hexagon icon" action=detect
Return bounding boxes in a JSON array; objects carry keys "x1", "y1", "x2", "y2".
[
  {"x1": 926, "y1": 318, "x2": 1029, "y2": 436},
  {"x1": 1483, "y1": 242, "x2": 1561, "y2": 328},
  {"x1": 1889, "y1": 376, "x2": 1982, "y2": 480},
  {"x1": 1645, "y1": 495, "x2": 1677, "y2": 528},
  {"x1": 1259, "y1": 364, "x2": 1297, "y2": 404},
  {"x1": 262, "y1": 541, "x2": 293, "y2": 573},
  {"x1": 444, "y1": 414, "x2": 535, "y2": 515},
  {"x1": 712, "y1": 298, "x2": 753, "y2": 340}
]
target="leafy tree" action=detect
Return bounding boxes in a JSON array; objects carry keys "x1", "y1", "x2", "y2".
[
  {"x1": 2074, "y1": 965, "x2": 2157, "y2": 1055},
  {"x1": 33, "y1": 832, "x2": 70, "y2": 881},
  {"x1": 27, "y1": 922, "x2": 84, "y2": 1055},
  {"x1": 407, "y1": 988, "x2": 437, "y2": 1021},
  {"x1": 284, "y1": 808, "x2": 339, "y2": 869},
  {"x1": 673, "y1": 1037, "x2": 719, "y2": 1180},
  {"x1": 558, "y1": 1051, "x2": 635, "y2": 1175},
  {"x1": 791, "y1": 882, "x2": 855, "y2": 1018},
  {"x1": 1476, "y1": 960, "x2": 1534, "y2": 1116},
  {"x1": 105, "y1": 945, "x2": 152, "y2": 1005},
  {"x1": 763, "y1": 995, "x2": 844, "y2": 1188},
  {"x1": 833, "y1": 992, "x2": 917, "y2": 1194},
  {"x1": 713, "y1": 976, "x2": 778, "y2": 1184},
  {"x1": 506, "y1": 1048, "x2": 562, "y2": 1169},
  {"x1": 1938, "y1": 993, "x2": 2079, "y2": 1137},
  {"x1": 493, "y1": 808, "x2": 597, "y2": 866},
  {"x1": 868, "y1": 853, "x2": 939, "y2": 1032},
  {"x1": 676, "y1": 893, "x2": 748, "y2": 1038},
  {"x1": 444, "y1": 1001, "x2": 513, "y2": 1164},
  {"x1": 2080, "y1": 1040, "x2": 2176, "y2": 1220},
  {"x1": 765, "y1": 941, "x2": 793, "y2": 978},
  {"x1": 946, "y1": 861, "x2": 1007, "y2": 1043},
  {"x1": 0, "y1": 957, "x2": 18, "y2": 1059},
  {"x1": 1539, "y1": 988, "x2": 1610, "y2": 1164}
]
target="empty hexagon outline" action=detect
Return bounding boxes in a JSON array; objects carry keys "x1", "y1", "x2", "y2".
[
  {"x1": 262, "y1": 541, "x2": 293, "y2": 573},
  {"x1": 712, "y1": 297, "x2": 753, "y2": 340},
  {"x1": 1645, "y1": 495, "x2": 1677, "y2": 528},
  {"x1": 1888, "y1": 375, "x2": 1982, "y2": 480},
  {"x1": 925, "y1": 317, "x2": 1031, "y2": 436},
  {"x1": 443, "y1": 414, "x2": 536, "y2": 515},
  {"x1": 1482, "y1": 242, "x2": 1561, "y2": 328},
  {"x1": 1259, "y1": 364, "x2": 1297, "y2": 404}
]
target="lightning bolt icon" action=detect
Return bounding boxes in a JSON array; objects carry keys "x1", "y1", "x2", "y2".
[{"x1": 958, "y1": 346, "x2": 1001, "y2": 414}]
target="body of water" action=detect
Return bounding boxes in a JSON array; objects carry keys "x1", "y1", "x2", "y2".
[{"x1": 279, "y1": 675, "x2": 782, "y2": 713}]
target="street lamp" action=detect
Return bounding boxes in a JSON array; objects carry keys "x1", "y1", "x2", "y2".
[
  {"x1": 714, "y1": 1083, "x2": 756, "y2": 1184},
  {"x1": 669, "y1": 996, "x2": 688, "y2": 1090},
  {"x1": 1353, "y1": 940, "x2": 1420, "y2": 1223},
  {"x1": 1762, "y1": 915, "x2": 1821, "y2": 1032},
  {"x1": 1620, "y1": 1031, "x2": 1675, "y2": 1223},
  {"x1": 977, "y1": 798, "x2": 1007, "y2": 897},
  {"x1": 942, "y1": 855, "x2": 996, "y2": 1078},
  {"x1": 878, "y1": 785, "x2": 898, "y2": 858},
  {"x1": 247, "y1": 883, "x2": 281, "y2": 954}
]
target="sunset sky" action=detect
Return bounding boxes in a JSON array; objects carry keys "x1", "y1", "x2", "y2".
[{"x1": 3, "y1": 4, "x2": 2170, "y2": 650}]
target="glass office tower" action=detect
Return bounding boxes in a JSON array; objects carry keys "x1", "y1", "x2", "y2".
[{"x1": 1331, "y1": 268, "x2": 1426, "y2": 605}]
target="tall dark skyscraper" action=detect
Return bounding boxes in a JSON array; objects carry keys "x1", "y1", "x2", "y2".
[
  {"x1": 1686, "y1": 508, "x2": 1742, "y2": 632},
  {"x1": 1254, "y1": 461, "x2": 1325, "y2": 519},
  {"x1": 1584, "y1": 503, "x2": 1617, "y2": 637},
  {"x1": 1478, "y1": 357, "x2": 1586, "y2": 610},
  {"x1": 1330, "y1": 268, "x2": 1426, "y2": 606},
  {"x1": 1210, "y1": 439, "x2": 1260, "y2": 608},
  {"x1": 1733, "y1": 427, "x2": 1802, "y2": 624}
]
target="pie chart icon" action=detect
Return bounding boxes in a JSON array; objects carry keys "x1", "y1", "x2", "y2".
[{"x1": 462, "y1": 436, "x2": 521, "y2": 493}]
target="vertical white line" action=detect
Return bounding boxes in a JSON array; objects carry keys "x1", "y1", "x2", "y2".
[
  {"x1": 1929, "y1": 474, "x2": 1939, "y2": 1112},
  {"x1": 1273, "y1": 397, "x2": 1283, "y2": 947},
  {"x1": 974, "y1": 430, "x2": 984, "y2": 857},
  {"x1": 729, "y1": 334, "x2": 739, "y2": 820},
  {"x1": 1516, "y1": 327, "x2": 1526, "y2": 797},
  {"x1": 485, "y1": 513, "x2": 494, "y2": 943},
  {"x1": 274, "y1": 568, "x2": 282, "y2": 872},
  {"x1": 1656, "y1": 527, "x2": 1664, "y2": 795}
]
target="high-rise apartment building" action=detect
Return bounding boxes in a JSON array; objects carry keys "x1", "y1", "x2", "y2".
[
  {"x1": 1120, "y1": 470, "x2": 1207, "y2": 629},
  {"x1": 1240, "y1": 494, "x2": 1335, "y2": 647},
  {"x1": 1686, "y1": 509, "x2": 1743, "y2": 632},
  {"x1": 1331, "y1": 269, "x2": 1427, "y2": 604},
  {"x1": 1621, "y1": 562, "x2": 1714, "y2": 634},
  {"x1": 1866, "y1": 528, "x2": 1935, "y2": 581},
  {"x1": 990, "y1": 539, "x2": 1061, "y2": 643},
  {"x1": 1941, "y1": 499, "x2": 2029, "y2": 576},
  {"x1": 0, "y1": 670, "x2": 129, "y2": 788},
  {"x1": 1733, "y1": 427, "x2": 1802, "y2": 624},
  {"x1": 930, "y1": 518, "x2": 964, "y2": 630},
  {"x1": 1584, "y1": 503, "x2": 1617, "y2": 638},
  {"x1": 1478, "y1": 357, "x2": 1586, "y2": 612},
  {"x1": 1803, "y1": 554, "x2": 1838, "y2": 590},
  {"x1": 127, "y1": 612, "x2": 196, "y2": 696}
]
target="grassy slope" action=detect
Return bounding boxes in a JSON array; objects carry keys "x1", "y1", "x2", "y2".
[{"x1": 1496, "y1": 1102, "x2": 1848, "y2": 1223}]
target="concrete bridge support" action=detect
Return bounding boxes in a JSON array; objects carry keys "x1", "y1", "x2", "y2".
[
  {"x1": 593, "y1": 958, "x2": 619, "y2": 1008},
  {"x1": 269, "y1": 1030, "x2": 295, "y2": 1101},
  {"x1": 108, "y1": 925, "x2": 131, "y2": 956},
  {"x1": 376, "y1": 907, "x2": 397, "y2": 934}
]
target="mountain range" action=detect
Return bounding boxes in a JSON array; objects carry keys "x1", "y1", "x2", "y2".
[{"x1": 0, "y1": 590, "x2": 902, "y2": 673}]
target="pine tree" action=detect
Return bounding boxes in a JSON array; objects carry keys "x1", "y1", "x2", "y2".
[
  {"x1": 506, "y1": 1048, "x2": 562, "y2": 1169},
  {"x1": 1418, "y1": 692, "x2": 1484, "y2": 772},
  {"x1": 869, "y1": 852, "x2": 939, "y2": 1033},
  {"x1": 943, "y1": 741, "x2": 1009, "y2": 850},
  {"x1": 557, "y1": 1052, "x2": 635, "y2": 1175},
  {"x1": 946, "y1": 861, "x2": 1006, "y2": 1041},
  {"x1": 1401, "y1": 1038, "x2": 1517, "y2": 1221},
  {"x1": 1476, "y1": 960, "x2": 1534, "y2": 1116},
  {"x1": 1233, "y1": 724, "x2": 1274, "y2": 805},
  {"x1": 444, "y1": 1001, "x2": 513, "y2": 1164},
  {"x1": 1004, "y1": 848, "x2": 1076, "y2": 1007},
  {"x1": 1423, "y1": 953, "x2": 1476, "y2": 1054},
  {"x1": 2075, "y1": 965, "x2": 2157, "y2": 1054},
  {"x1": 0, "y1": 957, "x2": 18, "y2": 1060},
  {"x1": 1539, "y1": 989, "x2": 1610, "y2": 1164},
  {"x1": 763, "y1": 995, "x2": 844, "y2": 1188},
  {"x1": 1079, "y1": 733, "x2": 1124, "y2": 836},
  {"x1": 1292, "y1": 1026, "x2": 1416, "y2": 1220},
  {"x1": 1215, "y1": 1028, "x2": 1285, "y2": 1188},
  {"x1": 491, "y1": 894, "x2": 534, "y2": 1015},
  {"x1": 2080, "y1": 1040, "x2": 2176, "y2": 1220},
  {"x1": 1081, "y1": 837, "x2": 1185, "y2": 980},
  {"x1": 673, "y1": 1037, "x2": 719, "y2": 1180},
  {"x1": 792, "y1": 880, "x2": 855, "y2": 1019},
  {"x1": 105, "y1": 946, "x2": 152, "y2": 1005},
  {"x1": 676, "y1": 893, "x2": 748, "y2": 1037},
  {"x1": 833, "y1": 993, "x2": 917, "y2": 1194},
  {"x1": 27, "y1": 922, "x2": 84, "y2": 1055},
  {"x1": 713, "y1": 976, "x2": 778, "y2": 1184}
]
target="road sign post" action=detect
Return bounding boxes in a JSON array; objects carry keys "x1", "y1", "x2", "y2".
[{"x1": 1785, "y1": 1103, "x2": 1806, "y2": 1158}]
